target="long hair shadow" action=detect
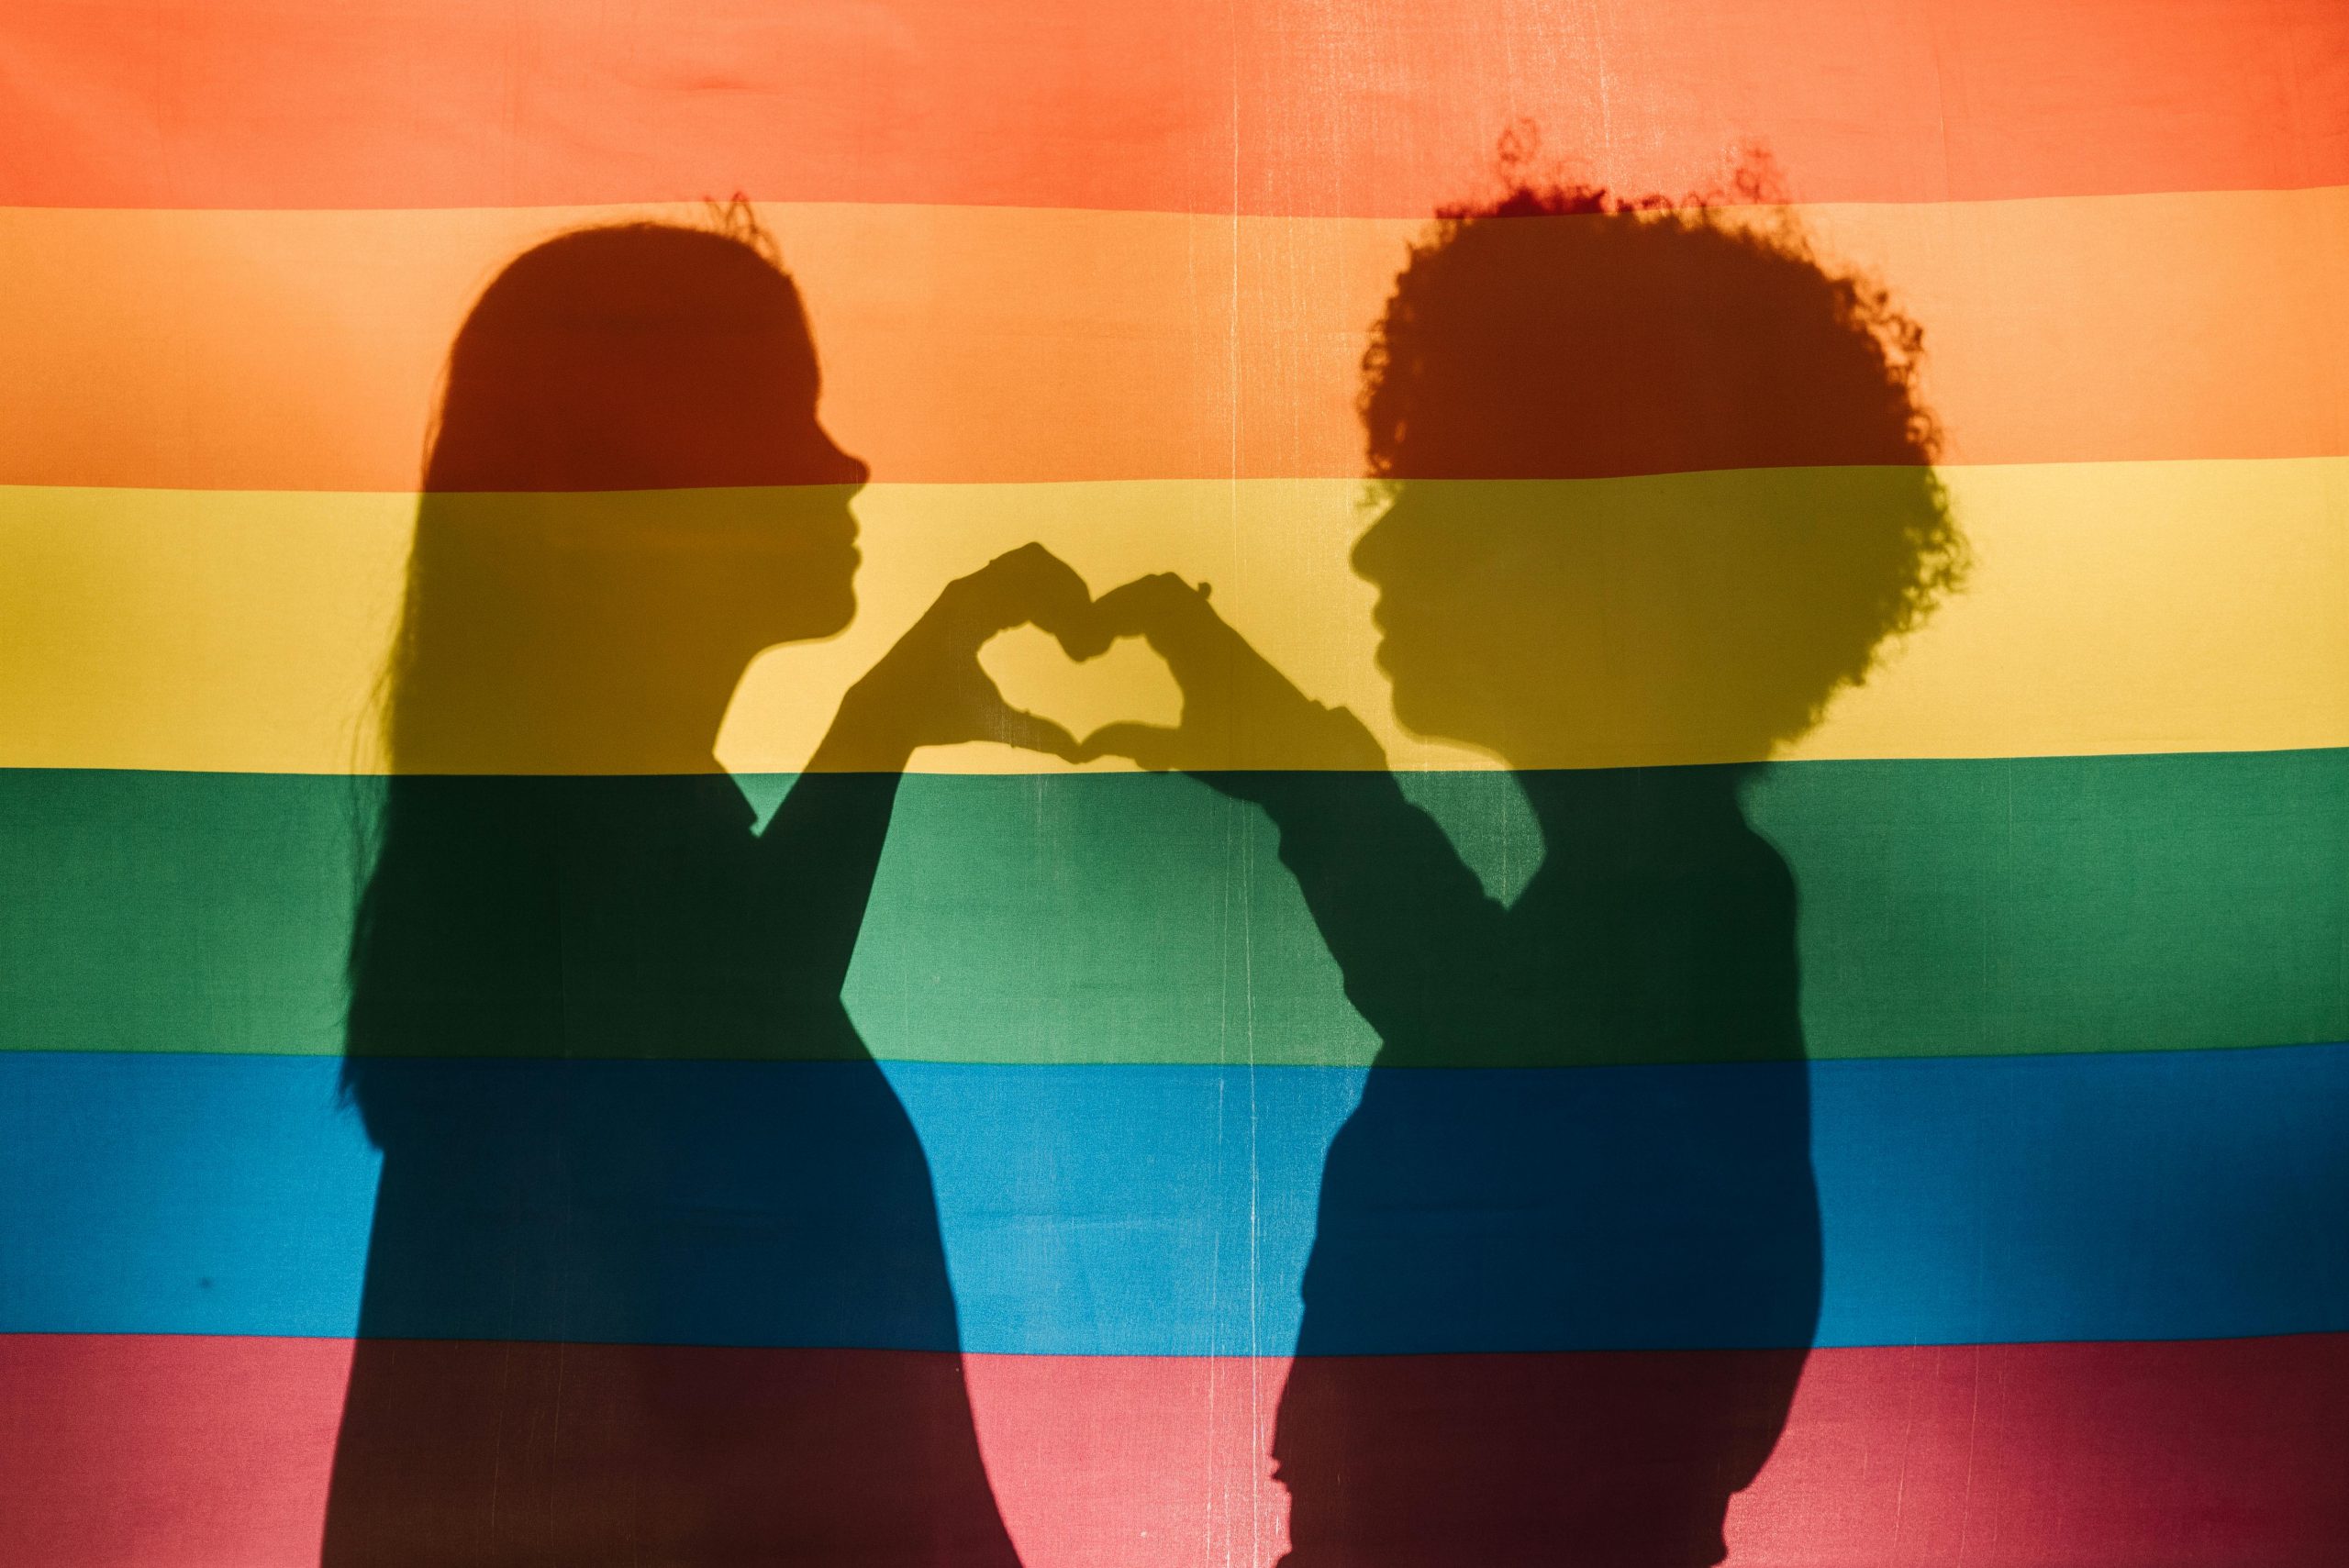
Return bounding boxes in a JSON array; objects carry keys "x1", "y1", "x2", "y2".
[
  {"x1": 1264, "y1": 184, "x2": 1965, "y2": 1566},
  {"x1": 322, "y1": 223, "x2": 1021, "y2": 1567}
]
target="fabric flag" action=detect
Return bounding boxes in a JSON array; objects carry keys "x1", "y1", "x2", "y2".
[{"x1": 3, "y1": 3, "x2": 2345, "y2": 1564}]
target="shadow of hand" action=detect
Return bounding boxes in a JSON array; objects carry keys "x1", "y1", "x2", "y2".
[
  {"x1": 817, "y1": 543, "x2": 1110, "y2": 771},
  {"x1": 1074, "y1": 573, "x2": 1385, "y2": 778}
]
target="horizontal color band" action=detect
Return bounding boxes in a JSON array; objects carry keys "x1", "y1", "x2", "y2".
[
  {"x1": 4, "y1": 190, "x2": 2345, "y2": 492},
  {"x1": 6, "y1": 1333, "x2": 2344, "y2": 1568},
  {"x1": 3, "y1": 1045, "x2": 2343, "y2": 1353},
  {"x1": 5, "y1": 0, "x2": 2343, "y2": 212},
  {"x1": 7, "y1": 753, "x2": 2343, "y2": 1068},
  {"x1": 6, "y1": 464, "x2": 2344, "y2": 776}
]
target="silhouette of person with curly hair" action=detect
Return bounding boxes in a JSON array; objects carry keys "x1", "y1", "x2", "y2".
[{"x1": 1083, "y1": 182, "x2": 1964, "y2": 1566}]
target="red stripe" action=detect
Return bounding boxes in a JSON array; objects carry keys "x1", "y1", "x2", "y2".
[
  {"x1": 5, "y1": 0, "x2": 2344, "y2": 213},
  {"x1": 4, "y1": 1333, "x2": 2343, "y2": 1566}
]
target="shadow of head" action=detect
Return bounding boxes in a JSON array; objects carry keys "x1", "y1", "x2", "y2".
[
  {"x1": 1353, "y1": 186, "x2": 1967, "y2": 769},
  {"x1": 394, "y1": 220, "x2": 871, "y2": 773}
]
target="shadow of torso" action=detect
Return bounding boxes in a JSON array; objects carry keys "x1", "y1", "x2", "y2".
[
  {"x1": 1268, "y1": 766, "x2": 1821, "y2": 1568},
  {"x1": 325, "y1": 773, "x2": 1019, "y2": 1568}
]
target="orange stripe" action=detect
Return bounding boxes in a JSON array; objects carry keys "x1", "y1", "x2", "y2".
[
  {"x1": 4, "y1": 0, "x2": 2344, "y2": 212},
  {"x1": 3, "y1": 191, "x2": 2344, "y2": 492}
]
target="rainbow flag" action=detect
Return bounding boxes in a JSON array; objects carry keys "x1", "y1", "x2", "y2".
[{"x1": 4, "y1": 3, "x2": 2345, "y2": 1563}]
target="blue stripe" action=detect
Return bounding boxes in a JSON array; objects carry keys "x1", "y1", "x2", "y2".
[{"x1": 2, "y1": 1045, "x2": 2343, "y2": 1354}]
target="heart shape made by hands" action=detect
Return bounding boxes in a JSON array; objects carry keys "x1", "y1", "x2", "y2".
[{"x1": 978, "y1": 623, "x2": 1183, "y2": 751}]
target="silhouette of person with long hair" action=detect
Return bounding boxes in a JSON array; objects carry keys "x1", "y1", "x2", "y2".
[
  {"x1": 1082, "y1": 183, "x2": 1965, "y2": 1565},
  {"x1": 324, "y1": 220, "x2": 1091, "y2": 1566}
]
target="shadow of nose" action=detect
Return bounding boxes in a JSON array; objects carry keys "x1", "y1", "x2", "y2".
[{"x1": 819, "y1": 429, "x2": 872, "y2": 491}]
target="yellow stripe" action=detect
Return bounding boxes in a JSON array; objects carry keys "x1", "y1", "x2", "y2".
[{"x1": 4, "y1": 462, "x2": 2342, "y2": 774}]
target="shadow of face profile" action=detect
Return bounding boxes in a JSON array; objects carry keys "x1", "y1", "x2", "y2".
[
  {"x1": 395, "y1": 221, "x2": 871, "y2": 773},
  {"x1": 1349, "y1": 194, "x2": 1965, "y2": 768}
]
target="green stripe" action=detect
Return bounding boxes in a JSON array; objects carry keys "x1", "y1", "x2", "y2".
[{"x1": 3, "y1": 751, "x2": 2342, "y2": 1066}]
